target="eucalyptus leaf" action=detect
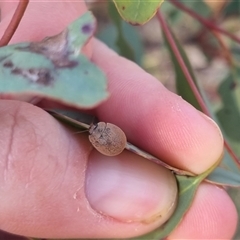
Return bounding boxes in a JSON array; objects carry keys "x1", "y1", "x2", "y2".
[
  {"x1": 0, "y1": 12, "x2": 109, "y2": 108},
  {"x1": 216, "y1": 74, "x2": 240, "y2": 156},
  {"x1": 97, "y1": 21, "x2": 143, "y2": 65},
  {"x1": 184, "y1": 0, "x2": 211, "y2": 17},
  {"x1": 228, "y1": 187, "x2": 240, "y2": 239},
  {"x1": 224, "y1": 0, "x2": 240, "y2": 16},
  {"x1": 207, "y1": 167, "x2": 240, "y2": 187},
  {"x1": 102, "y1": 1, "x2": 138, "y2": 64},
  {"x1": 162, "y1": 23, "x2": 201, "y2": 110},
  {"x1": 207, "y1": 151, "x2": 240, "y2": 187},
  {"x1": 163, "y1": 0, "x2": 211, "y2": 26},
  {"x1": 113, "y1": 0, "x2": 164, "y2": 25}
]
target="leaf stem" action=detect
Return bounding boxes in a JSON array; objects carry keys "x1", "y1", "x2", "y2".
[
  {"x1": 211, "y1": 30, "x2": 235, "y2": 68},
  {"x1": 168, "y1": 0, "x2": 240, "y2": 45},
  {"x1": 0, "y1": 0, "x2": 29, "y2": 47},
  {"x1": 126, "y1": 142, "x2": 195, "y2": 176},
  {"x1": 157, "y1": 11, "x2": 208, "y2": 114}
]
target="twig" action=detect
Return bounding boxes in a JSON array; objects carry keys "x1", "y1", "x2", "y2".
[
  {"x1": 169, "y1": 0, "x2": 240, "y2": 45},
  {"x1": 211, "y1": 30, "x2": 235, "y2": 68},
  {"x1": 224, "y1": 141, "x2": 240, "y2": 164},
  {"x1": 0, "y1": 0, "x2": 29, "y2": 47},
  {"x1": 157, "y1": 11, "x2": 208, "y2": 114},
  {"x1": 46, "y1": 109, "x2": 195, "y2": 176}
]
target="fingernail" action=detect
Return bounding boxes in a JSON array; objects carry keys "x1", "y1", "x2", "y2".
[
  {"x1": 85, "y1": 150, "x2": 178, "y2": 224},
  {"x1": 198, "y1": 111, "x2": 224, "y2": 143}
]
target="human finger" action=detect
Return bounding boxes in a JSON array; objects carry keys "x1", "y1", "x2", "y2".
[
  {"x1": 168, "y1": 183, "x2": 237, "y2": 239},
  {"x1": 0, "y1": 100, "x2": 178, "y2": 239}
]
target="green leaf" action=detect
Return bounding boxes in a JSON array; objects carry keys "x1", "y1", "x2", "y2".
[
  {"x1": 183, "y1": 0, "x2": 211, "y2": 18},
  {"x1": 216, "y1": 74, "x2": 240, "y2": 157},
  {"x1": 224, "y1": 0, "x2": 240, "y2": 16},
  {"x1": 228, "y1": 187, "x2": 240, "y2": 239},
  {"x1": 162, "y1": 0, "x2": 211, "y2": 25},
  {"x1": 132, "y1": 161, "x2": 218, "y2": 239},
  {"x1": 97, "y1": 22, "x2": 143, "y2": 65},
  {"x1": 161, "y1": 21, "x2": 201, "y2": 110},
  {"x1": 0, "y1": 12, "x2": 109, "y2": 108},
  {"x1": 98, "y1": 1, "x2": 143, "y2": 65},
  {"x1": 113, "y1": 0, "x2": 164, "y2": 25},
  {"x1": 207, "y1": 151, "x2": 240, "y2": 187},
  {"x1": 107, "y1": 1, "x2": 135, "y2": 62}
]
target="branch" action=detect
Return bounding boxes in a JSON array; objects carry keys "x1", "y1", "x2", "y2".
[
  {"x1": 169, "y1": 0, "x2": 240, "y2": 45},
  {"x1": 0, "y1": 0, "x2": 29, "y2": 47},
  {"x1": 157, "y1": 11, "x2": 208, "y2": 114}
]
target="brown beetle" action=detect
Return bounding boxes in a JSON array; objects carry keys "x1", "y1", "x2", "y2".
[{"x1": 89, "y1": 122, "x2": 127, "y2": 156}]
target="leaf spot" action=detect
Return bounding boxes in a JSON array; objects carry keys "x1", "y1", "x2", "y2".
[
  {"x1": 15, "y1": 45, "x2": 78, "y2": 69},
  {"x1": 11, "y1": 67, "x2": 54, "y2": 86},
  {"x1": 11, "y1": 68, "x2": 21, "y2": 75},
  {"x1": 82, "y1": 23, "x2": 93, "y2": 34},
  {"x1": 128, "y1": 22, "x2": 140, "y2": 26},
  {"x1": 3, "y1": 61, "x2": 14, "y2": 68}
]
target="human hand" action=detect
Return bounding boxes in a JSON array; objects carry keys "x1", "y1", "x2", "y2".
[{"x1": 0, "y1": 1, "x2": 237, "y2": 239}]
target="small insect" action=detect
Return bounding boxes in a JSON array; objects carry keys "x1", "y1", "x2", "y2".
[{"x1": 88, "y1": 122, "x2": 127, "y2": 156}]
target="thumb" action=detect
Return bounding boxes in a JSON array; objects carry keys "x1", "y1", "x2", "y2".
[{"x1": 0, "y1": 100, "x2": 177, "y2": 239}]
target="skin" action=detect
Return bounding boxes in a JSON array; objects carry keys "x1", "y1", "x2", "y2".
[{"x1": 0, "y1": 1, "x2": 238, "y2": 239}]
